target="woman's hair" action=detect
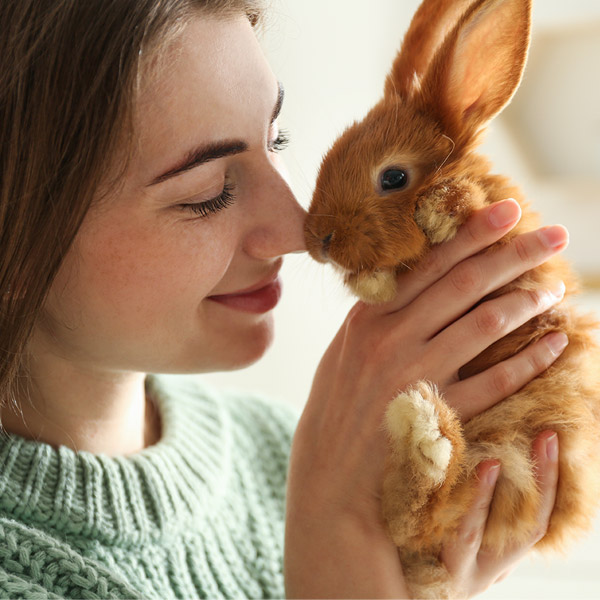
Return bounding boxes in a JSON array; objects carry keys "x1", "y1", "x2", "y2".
[{"x1": 0, "y1": 0, "x2": 265, "y2": 410}]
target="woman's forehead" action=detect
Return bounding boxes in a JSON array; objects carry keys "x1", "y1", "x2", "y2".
[{"x1": 132, "y1": 15, "x2": 276, "y2": 184}]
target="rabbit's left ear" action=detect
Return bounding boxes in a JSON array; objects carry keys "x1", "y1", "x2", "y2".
[
  {"x1": 385, "y1": 0, "x2": 476, "y2": 99},
  {"x1": 419, "y1": 0, "x2": 532, "y2": 143}
]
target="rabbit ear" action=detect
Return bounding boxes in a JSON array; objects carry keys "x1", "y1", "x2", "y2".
[
  {"x1": 419, "y1": 0, "x2": 531, "y2": 141},
  {"x1": 385, "y1": 0, "x2": 477, "y2": 99}
]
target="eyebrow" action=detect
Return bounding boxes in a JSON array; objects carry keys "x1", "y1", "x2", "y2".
[{"x1": 148, "y1": 81, "x2": 285, "y2": 186}]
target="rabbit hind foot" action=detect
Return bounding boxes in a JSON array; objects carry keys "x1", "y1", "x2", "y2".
[{"x1": 385, "y1": 381, "x2": 452, "y2": 485}]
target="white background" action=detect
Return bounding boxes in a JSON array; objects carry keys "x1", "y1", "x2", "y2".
[{"x1": 200, "y1": 1, "x2": 600, "y2": 597}]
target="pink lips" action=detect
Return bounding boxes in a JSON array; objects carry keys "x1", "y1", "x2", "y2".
[{"x1": 207, "y1": 276, "x2": 282, "y2": 314}]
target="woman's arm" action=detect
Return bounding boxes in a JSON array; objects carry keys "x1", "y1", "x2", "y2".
[{"x1": 285, "y1": 199, "x2": 565, "y2": 599}]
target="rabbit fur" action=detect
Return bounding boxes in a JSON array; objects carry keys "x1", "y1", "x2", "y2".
[{"x1": 304, "y1": 0, "x2": 600, "y2": 597}]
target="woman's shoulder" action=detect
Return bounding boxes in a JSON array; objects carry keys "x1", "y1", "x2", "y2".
[
  {"x1": 0, "y1": 516, "x2": 143, "y2": 599},
  {"x1": 0, "y1": 565, "x2": 61, "y2": 599}
]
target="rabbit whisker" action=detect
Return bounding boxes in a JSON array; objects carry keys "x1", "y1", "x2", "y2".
[
  {"x1": 435, "y1": 134, "x2": 455, "y2": 174},
  {"x1": 304, "y1": 225, "x2": 320, "y2": 240},
  {"x1": 309, "y1": 213, "x2": 339, "y2": 219}
]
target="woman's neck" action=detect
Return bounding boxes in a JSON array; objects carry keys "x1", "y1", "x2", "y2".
[{"x1": 1, "y1": 353, "x2": 161, "y2": 455}]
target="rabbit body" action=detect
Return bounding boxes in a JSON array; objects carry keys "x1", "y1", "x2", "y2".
[{"x1": 305, "y1": 0, "x2": 600, "y2": 597}]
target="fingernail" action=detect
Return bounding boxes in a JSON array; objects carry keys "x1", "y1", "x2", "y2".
[
  {"x1": 546, "y1": 433, "x2": 559, "y2": 462},
  {"x1": 489, "y1": 200, "x2": 521, "y2": 229},
  {"x1": 486, "y1": 463, "x2": 501, "y2": 486},
  {"x1": 539, "y1": 225, "x2": 569, "y2": 250},
  {"x1": 549, "y1": 280, "x2": 566, "y2": 299},
  {"x1": 547, "y1": 331, "x2": 568, "y2": 356}
]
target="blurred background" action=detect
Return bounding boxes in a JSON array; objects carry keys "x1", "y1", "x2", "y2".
[{"x1": 200, "y1": 1, "x2": 600, "y2": 596}]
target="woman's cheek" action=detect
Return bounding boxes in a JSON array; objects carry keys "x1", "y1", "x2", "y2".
[
  {"x1": 50, "y1": 213, "x2": 162, "y2": 321},
  {"x1": 50, "y1": 199, "x2": 238, "y2": 332}
]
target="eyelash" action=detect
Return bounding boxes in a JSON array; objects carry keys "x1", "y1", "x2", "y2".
[
  {"x1": 269, "y1": 128, "x2": 290, "y2": 153},
  {"x1": 183, "y1": 182, "x2": 236, "y2": 218},
  {"x1": 182, "y1": 129, "x2": 291, "y2": 218}
]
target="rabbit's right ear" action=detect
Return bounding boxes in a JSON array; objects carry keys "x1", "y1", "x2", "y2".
[
  {"x1": 385, "y1": 0, "x2": 476, "y2": 99},
  {"x1": 418, "y1": 0, "x2": 532, "y2": 144}
]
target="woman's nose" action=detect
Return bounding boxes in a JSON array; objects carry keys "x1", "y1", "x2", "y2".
[{"x1": 242, "y1": 160, "x2": 307, "y2": 259}]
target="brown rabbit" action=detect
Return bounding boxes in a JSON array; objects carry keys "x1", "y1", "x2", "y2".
[{"x1": 304, "y1": 0, "x2": 600, "y2": 597}]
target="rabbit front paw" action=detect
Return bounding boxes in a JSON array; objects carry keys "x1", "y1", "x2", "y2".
[
  {"x1": 385, "y1": 381, "x2": 452, "y2": 485},
  {"x1": 345, "y1": 269, "x2": 397, "y2": 303},
  {"x1": 415, "y1": 179, "x2": 485, "y2": 244}
]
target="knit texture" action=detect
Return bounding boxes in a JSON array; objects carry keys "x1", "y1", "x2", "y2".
[{"x1": 0, "y1": 374, "x2": 298, "y2": 599}]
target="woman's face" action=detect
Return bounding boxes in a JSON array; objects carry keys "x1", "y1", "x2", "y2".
[{"x1": 34, "y1": 15, "x2": 306, "y2": 374}]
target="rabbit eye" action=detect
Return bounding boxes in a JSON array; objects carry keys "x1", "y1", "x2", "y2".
[{"x1": 380, "y1": 169, "x2": 408, "y2": 191}]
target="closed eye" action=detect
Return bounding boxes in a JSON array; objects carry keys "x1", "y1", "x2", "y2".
[{"x1": 180, "y1": 182, "x2": 237, "y2": 218}]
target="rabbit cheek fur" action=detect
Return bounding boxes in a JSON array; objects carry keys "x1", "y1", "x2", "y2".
[{"x1": 305, "y1": 0, "x2": 600, "y2": 597}]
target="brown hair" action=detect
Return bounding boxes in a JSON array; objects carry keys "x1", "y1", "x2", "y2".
[{"x1": 0, "y1": 0, "x2": 265, "y2": 409}]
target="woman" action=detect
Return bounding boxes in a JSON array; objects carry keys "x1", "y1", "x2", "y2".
[{"x1": 0, "y1": 0, "x2": 566, "y2": 597}]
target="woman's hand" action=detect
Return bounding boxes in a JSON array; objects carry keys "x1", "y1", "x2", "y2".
[
  {"x1": 284, "y1": 199, "x2": 568, "y2": 599},
  {"x1": 443, "y1": 431, "x2": 559, "y2": 598}
]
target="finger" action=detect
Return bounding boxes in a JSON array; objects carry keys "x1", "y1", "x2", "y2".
[
  {"x1": 493, "y1": 567, "x2": 514, "y2": 585},
  {"x1": 377, "y1": 199, "x2": 523, "y2": 314},
  {"x1": 530, "y1": 430, "x2": 560, "y2": 545},
  {"x1": 445, "y1": 331, "x2": 569, "y2": 421},
  {"x1": 429, "y1": 284, "x2": 565, "y2": 386},
  {"x1": 441, "y1": 460, "x2": 501, "y2": 579},
  {"x1": 476, "y1": 431, "x2": 559, "y2": 577},
  {"x1": 406, "y1": 224, "x2": 569, "y2": 338}
]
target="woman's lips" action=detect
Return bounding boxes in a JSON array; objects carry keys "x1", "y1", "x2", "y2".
[{"x1": 207, "y1": 277, "x2": 282, "y2": 314}]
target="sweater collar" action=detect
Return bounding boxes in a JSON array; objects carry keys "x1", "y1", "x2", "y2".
[{"x1": 0, "y1": 375, "x2": 232, "y2": 547}]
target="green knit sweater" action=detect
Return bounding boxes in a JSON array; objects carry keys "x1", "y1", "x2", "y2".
[{"x1": 0, "y1": 375, "x2": 298, "y2": 599}]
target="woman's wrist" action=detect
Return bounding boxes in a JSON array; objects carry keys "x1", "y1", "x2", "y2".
[{"x1": 284, "y1": 511, "x2": 409, "y2": 599}]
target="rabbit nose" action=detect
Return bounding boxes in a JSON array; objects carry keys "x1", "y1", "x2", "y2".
[{"x1": 322, "y1": 232, "x2": 334, "y2": 256}]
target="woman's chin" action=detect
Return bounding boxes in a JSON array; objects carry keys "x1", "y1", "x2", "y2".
[
  {"x1": 191, "y1": 313, "x2": 275, "y2": 373},
  {"x1": 228, "y1": 315, "x2": 275, "y2": 369}
]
